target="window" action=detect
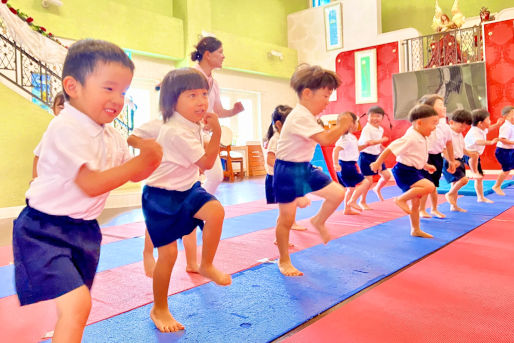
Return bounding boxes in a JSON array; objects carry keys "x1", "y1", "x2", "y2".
[
  {"x1": 219, "y1": 89, "x2": 261, "y2": 146},
  {"x1": 312, "y1": 0, "x2": 331, "y2": 8}
]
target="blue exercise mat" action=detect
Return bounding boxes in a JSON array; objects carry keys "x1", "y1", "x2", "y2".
[
  {"x1": 0, "y1": 186, "x2": 402, "y2": 300},
  {"x1": 77, "y1": 188, "x2": 513, "y2": 343},
  {"x1": 437, "y1": 179, "x2": 514, "y2": 195}
]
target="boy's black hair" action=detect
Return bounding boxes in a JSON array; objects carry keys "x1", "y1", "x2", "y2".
[
  {"x1": 449, "y1": 109, "x2": 472, "y2": 125},
  {"x1": 471, "y1": 108, "x2": 490, "y2": 126},
  {"x1": 290, "y1": 64, "x2": 341, "y2": 97},
  {"x1": 191, "y1": 36, "x2": 222, "y2": 62},
  {"x1": 417, "y1": 94, "x2": 444, "y2": 107},
  {"x1": 159, "y1": 68, "x2": 209, "y2": 122},
  {"x1": 501, "y1": 105, "x2": 514, "y2": 116},
  {"x1": 265, "y1": 105, "x2": 292, "y2": 141},
  {"x1": 62, "y1": 39, "x2": 134, "y2": 100},
  {"x1": 408, "y1": 104, "x2": 438, "y2": 122},
  {"x1": 345, "y1": 111, "x2": 357, "y2": 122},
  {"x1": 367, "y1": 106, "x2": 385, "y2": 116}
]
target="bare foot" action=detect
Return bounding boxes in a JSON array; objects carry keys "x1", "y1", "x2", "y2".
[
  {"x1": 310, "y1": 216, "x2": 331, "y2": 244},
  {"x1": 291, "y1": 223, "x2": 308, "y2": 231},
  {"x1": 344, "y1": 207, "x2": 360, "y2": 215},
  {"x1": 274, "y1": 240, "x2": 294, "y2": 247},
  {"x1": 419, "y1": 210, "x2": 432, "y2": 218},
  {"x1": 372, "y1": 186, "x2": 384, "y2": 201},
  {"x1": 394, "y1": 197, "x2": 411, "y2": 215},
  {"x1": 430, "y1": 209, "x2": 446, "y2": 219},
  {"x1": 186, "y1": 263, "x2": 200, "y2": 274},
  {"x1": 199, "y1": 264, "x2": 231, "y2": 286},
  {"x1": 492, "y1": 186, "x2": 505, "y2": 196},
  {"x1": 296, "y1": 196, "x2": 311, "y2": 208},
  {"x1": 411, "y1": 229, "x2": 434, "y2": 238},
  {"x1": 278, "y1": 260, "x2": 303, "y2": 276},
  {"x1": 478, "y1": 197, "x2": 494, "y2": 204},
  {"x1": 347, "y1": 202, "x2": 362, "y2": 212},
  {"x1": 359, "y1": 202, "x2": 371, "y2": 210},
  {"x1": 444, "y1": 193, "x2": 457, "y2": 207},
  {"x1": 450, "y1": 204, "x2": 467, "y2": 212},
  {"x1": 143, "y1": 252, "x2": 156, "y2": 278},
  {"x1": 150, "y1": 307, "x2": 184, "y2": 333}
]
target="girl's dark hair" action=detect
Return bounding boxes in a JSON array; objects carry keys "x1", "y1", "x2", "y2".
[
  {"x1": 501, "y1": 105, "x2": 514, "y2": 116},
  {"x1": 52, "y1": 91, "x2": 64, "y2": 108},
  {"x1": 471, "y1": 108, "x2": 490, "y2": 126},
  {"x1": 367, "y1": 106, "x2": 385, "y2": 116},
  {"x1": 265, "y1": 105, "x2": 292, "y2": 141},
  {"x1": 342, "y1": 111, "x2": 357, "y2": 135},
  {"x1": 62, "y1": 39, "x2": 134, "y2": 100},
  {"x1": 290, "y1": 64, "x2": 341, "y2": 97},
  {"x1": 408, "y1": 104, "x2": 438, "y2": 122},
  {"x1": 191, "y1": 36, "x2": 222, "y2": 62},
  {"x1": 450, "y1": 109, "x2": 472, "y2": 125},
  {"x1": 418, "y1": 94, "x2": 444, "y2": 107},
  {"x1": 159, "y1": 68, "x2": 209, "y2": 122}
]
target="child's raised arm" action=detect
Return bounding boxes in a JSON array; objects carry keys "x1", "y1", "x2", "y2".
[
  {"x1": 75, "y1": 139, "x2": 162, "y2": 197},
  {"x1": 332, "y1": 146, "x2": 342, "y2": 171},
  {"x1": 311, "y1": 113, "x2": 353, "y2": 146},
  {"x1": 195, "y1": 112, "x2": 221, "y2": 170},
  {"x1": 489, "y1": 117, "x2": 505, "y2": 131}
]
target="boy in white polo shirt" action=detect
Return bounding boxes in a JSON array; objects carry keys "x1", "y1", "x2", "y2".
[
  {"x1": 12, "y1": 39, "x2": 163, "y2": 343},
  {"x1": 273, "y1": 64, "x2": 353, "y2": 277},
  {"x1": 464, "y1": 109, "x2": 504, "y2": 202},
  {"x1": 371, "y1": 104, "x2": 439, "y2": 238},
  {"x1": 492, "y1": 106, "x2": 514, "y2": 195}
]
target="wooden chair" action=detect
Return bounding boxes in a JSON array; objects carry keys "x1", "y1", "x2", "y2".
[{"x1": 219, "y1": 126, "x2": 245, "y2": 182}]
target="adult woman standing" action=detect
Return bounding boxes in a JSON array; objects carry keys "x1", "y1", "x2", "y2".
[{"x1": 192, "y1": 36, "x2": 244, "y2": 194}]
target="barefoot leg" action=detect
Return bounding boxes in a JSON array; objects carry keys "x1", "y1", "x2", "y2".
[
  {"x1": 143, "y1": 230, "x2": 156, "y2": 278},
  {"x1": 277, "y1": 201, "x2": 303, "y2": 276},
  {"x1": 182, "y1": 229, "x2": 199, "y2": 273},
  {"x1": 409, "y1": 198, "x2": 433, "y2": 238},
  {"x1": 310, "y1": 182, "x2": 345, "y2": 243},
  {"x1": 54, "y1": 285, "x2": 91, "y2": 343}
]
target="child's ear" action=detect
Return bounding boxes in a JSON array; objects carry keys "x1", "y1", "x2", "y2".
[
  {"x1": 62, "y1": 76, "x2": 80, "y2": 99},
  {"x1": 301, "y1": 88, "x2": 312, "y2": 99}
]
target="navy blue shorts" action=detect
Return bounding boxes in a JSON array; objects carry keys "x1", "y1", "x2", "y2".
[
  {"x1": 392, "y1": 162, "x2": 426, "y2": 193},
  {"x1": 142, "y1": 182, "x2": 216, "y2": 248},
  {"x1": 442, "y1": 158, "x2": 466, "y2": 183},
  {"x1": 337, "y1": 160, "x2": 365, "y2": 187},
  {"x1": 358, "y1": 152, "x2": 386, "y2": 176},
  {"x1": 265, "y1": 174, "x2": 276, "y2": 204},
  {"x1": 13, "y1": 205, "x2": 101, "y2": 306},
  {"x1": 463, "y1": 155, "x2": 484, "y2": 175},
  {"x1": 273, "y1": 159, "x2": 332, "y2": 203},
  {"x1": 422, "y1": 153, "x2": 443, "y2": 187},
  {"x1": 495, "y1": 147, "x2": 513, "y2": 172}
]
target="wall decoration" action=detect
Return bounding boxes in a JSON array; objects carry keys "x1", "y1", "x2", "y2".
[
  {"x1": 324, "y1": 2, "x2": 342, "y2": 51},
  {"x1": 354, "y1": 48, "x2": 377, "y2": 104}
]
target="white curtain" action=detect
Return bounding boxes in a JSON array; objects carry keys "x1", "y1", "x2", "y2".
[{"x1": 0, "y1": 4, "x2": 66, "y2": 65}]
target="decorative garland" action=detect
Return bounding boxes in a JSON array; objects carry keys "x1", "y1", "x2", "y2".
[{"x1": 1, "y1": 0, "x2": 67, "y2": 48}]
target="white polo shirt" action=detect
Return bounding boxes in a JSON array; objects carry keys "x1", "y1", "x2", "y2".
[
  {"x1": 388, "y1": 127, "x2": 428, "y2": 170},
  {"x1": 464, "y1": 126, "x2": 488, "y2": 154},
  {"x1": 145, "y1": 112, "x2": 205, "y2": 191},
  {"x1": 497, "y1": 122, "x2": 514, "y2": 149},
  {"x1": 358, "y1": 123, "x2": 384, "y2": 155},
  {"x1": 335, "y1": 133, "x2": 359, "y2": 162},
  {"x1": 27, "y1": 103, "x2": 131, "y2": 220},
  {"x1": 275, "y1": 103, "x2": 325, "y2": 162},
  {"x1": 132, "y1": 118, "x2": 162, "y2": 139},
  {"x1": 265, "y1": 132, "x2": 279, "y2": 175},
  {"x1": 450, "y1": 129, "x2": 465, "y2": 159},
  {"x1": 427, "y1": 118, "x2": 453, "y2": 154}
]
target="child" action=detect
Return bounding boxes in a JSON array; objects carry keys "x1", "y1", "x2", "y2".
[
  {"x1": 140, "y1": 68, "x2": 231, "y2": 332},
  {"x1": 492, "y1": 105, "x2": 514, "y2": 195},
  {"x1": 357, "y1": 106, "x2": 392, "y2": 209},
  {"x1": 128, "y1": 118, "x2": 201, "y2": 277},
  {"x1": 442, "y1": 109, "x2": 475, "y2": 212},
  {"x1": 264, "y1": 105, "x2": 308, "y2": 239},
  {"x1": 32, "y1": 91, "x2": 66, "y2": 180},
  {"x1": 417, "y1": 94, "x2": 458, "y2": 219},
  {"x1": 332, "y1": 112, "x2": 371, "y2": 215},
  {"x1": 371, "y1": 104, "x2": 439, "y2": 238},
  {"x1": 464, "y1": 109, "x2": 504, "y2": 202},
  {"x1": 13, "y1": 39, "x2": 163, "y2": 343},
  {"x1": 273, "y1": 64, "x2": 353, "y2": 276}
]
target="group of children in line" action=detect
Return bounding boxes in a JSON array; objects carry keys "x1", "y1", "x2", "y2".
[{"x1": 12, "y1": 38, "x2": 513, "y2": 341}]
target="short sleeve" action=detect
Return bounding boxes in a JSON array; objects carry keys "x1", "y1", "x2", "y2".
[
  {"x1": 160, "y1": 127, "x2": 204, "y2": 166},
  {"x1": 132, "y1": 119, "x2": 162, "y2": 139},
  {"x1": 388, "y1": 135, "x2": 410, "y2": 157},
  {"x1": 294, "y1": 113, "x2": 324, "y2": 140}
]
